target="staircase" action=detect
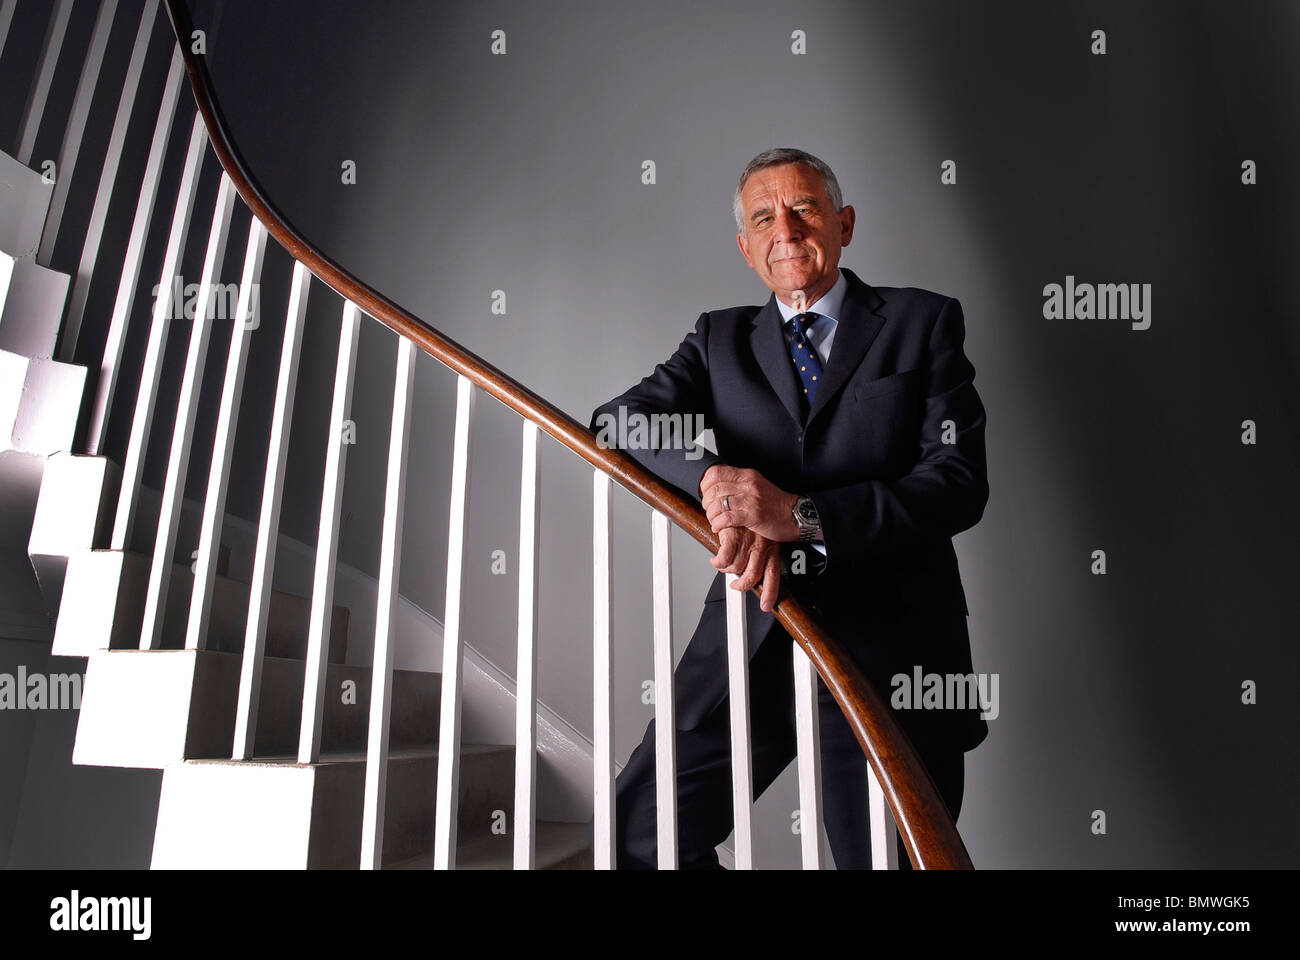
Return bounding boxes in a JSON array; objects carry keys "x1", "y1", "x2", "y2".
[{"x1": 0, "y1": 0, "x2": 972, "y2": 871}]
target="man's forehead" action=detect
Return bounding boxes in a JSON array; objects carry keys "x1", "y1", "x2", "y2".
[{"x1": 741, "y1": 164, "x2": 827, "y2": 206}]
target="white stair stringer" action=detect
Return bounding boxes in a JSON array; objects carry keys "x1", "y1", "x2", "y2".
[{"x1": 73, "y1": 648, "x2": 438, "y2": 769}]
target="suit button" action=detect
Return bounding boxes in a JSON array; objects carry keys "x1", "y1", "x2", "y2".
[{"x1": 796, "y1": 431, "x2": 804, "y2": 443}]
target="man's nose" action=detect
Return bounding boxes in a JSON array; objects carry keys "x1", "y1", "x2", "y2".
[{"x1": 773, "y1": 208, "x2": 803, "y2": 240}]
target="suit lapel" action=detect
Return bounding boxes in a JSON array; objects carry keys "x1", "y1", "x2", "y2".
[
  {"x1": 748, "y1": 295, "x2": 804, "y2": 427},
  {"x1": 805, "y1": 268, "x2": 886, "y2": 425}
]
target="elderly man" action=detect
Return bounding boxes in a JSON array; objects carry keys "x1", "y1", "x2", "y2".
[{"x1": 591, "y1": 148, "x2": 989, "y2": 869}]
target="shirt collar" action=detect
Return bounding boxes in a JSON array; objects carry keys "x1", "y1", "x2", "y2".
[{"x1": 774, "y1": 268, "x2": 848, "y2": 324}]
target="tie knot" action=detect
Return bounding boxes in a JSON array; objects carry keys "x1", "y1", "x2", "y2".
[{"x1": 787, "y1": 312, "x2": 817, "y2": 340}]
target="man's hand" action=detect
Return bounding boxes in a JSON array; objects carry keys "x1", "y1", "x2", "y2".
[
  {"x1": 709, "y1": 526, "x2": 782, "y2": 613},
  {"x1": 700, "y1": 465, "x2": 800, "y2": 543}
]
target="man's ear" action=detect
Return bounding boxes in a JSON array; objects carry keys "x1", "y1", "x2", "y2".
[
  {"x1": 736, "y1": 231, "x2": 755, "y2": 268},
  {"x1": 838, "y1": 204, "x2": 856, "y2": 247}
]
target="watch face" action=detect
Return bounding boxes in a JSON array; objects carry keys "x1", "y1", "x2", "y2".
[{"x1": 796, "y1": 498, "x2": 819, "y2": 524}]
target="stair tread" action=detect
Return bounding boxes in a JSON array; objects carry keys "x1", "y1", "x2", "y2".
[{"x1": 388, "y1": 820, "x2": 592, "y2": 870}]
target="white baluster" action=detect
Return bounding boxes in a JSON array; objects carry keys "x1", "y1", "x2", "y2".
[
  {"x1": 110, "y1": 114, "x2": 205, "y2": 549},
  {"x1": 361, "y1": 336, "x2": 417, "y2": 869},
  {"x1": 0, "y1": 0, "x2": 17, "y2": 61},
  {"x1": 591, "y1": 470, "x2": 614, "y2": 870},
  {"x1": 793, "y1": 643, "x2": 826, "y2": 869},
  {"x1": 139, "y1": 171, "x2": 237, "y2": 650},
  {"x1": 725, "y1": 574, "x2": 753, "y2": 869},
  {"x1": 868, "y1": 763, "x2": 899, "y2": 869},
  {"x1": 186, "y1": 218, "x2": 267, "y2": 650},
  {"x1": 651, "y1": 510, "x2": 677, "y2": 869},
  {"x1": 59, "y1": 0, "x2": 159, "y2": 364},
  {"x1": 87, "y1": 52, "x2": 184, "y2": 456},
  {"x1": 38, "y1": 0, "x2": 119, "y2": 264},
  {"x1": 16, "y1": 0, "x2": 72, "y2": 165},
  {"x1": 513, "y1": 420, "x2": 540, "y2": 869},
  {"x1": 298, "y1": 300, "x2": 361, "y2": 763},
  {"x1": 433, "y1": 375, "x2": 476, "y2": 869},
  {"x1": 232, "y1": 261, "x2": 309, "y2": 761}
]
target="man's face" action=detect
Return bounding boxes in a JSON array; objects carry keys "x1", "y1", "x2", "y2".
[{"x1": 736, "y1": 163, "x2": 855, "y2": 307}]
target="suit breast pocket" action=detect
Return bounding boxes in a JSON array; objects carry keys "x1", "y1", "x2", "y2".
[{"x1": 853, "y1": 367, "x2": 922, "y2": 402}]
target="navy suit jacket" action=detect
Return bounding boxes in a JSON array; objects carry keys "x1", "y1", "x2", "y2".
[{"x1": 590, "y1": 267, "x2": 989, "y2": 751}]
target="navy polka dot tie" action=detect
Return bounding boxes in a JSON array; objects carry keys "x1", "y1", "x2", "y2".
[{"x1": 785, "y1": 312, "x2": 824, "y2": 409}]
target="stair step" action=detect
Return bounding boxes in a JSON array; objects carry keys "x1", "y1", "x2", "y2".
[
  {"x1": 0, "y1": 149, "x2": 53, "y2": 257},
  {"x1": 53, "y1": 548, "x2": 348, "y2": 661},
  {"x1": 391, "y1": 820, "x2": 594, "y2": 870},
  {"x1": 151, "y1": 744, "x2": 520, "y2": 868},
  {"x1": 27, "y1": 453, "x2": 121, "y2": 615},
  {"x1": 0, "y1": 253, "x2": 72, "y2": 358},
  {"x1": 73, "y1": 649, "x2": 437, "y2": 768},
  {"x1": 0, "y1": 348, "x2": 85, "y2": 455}
]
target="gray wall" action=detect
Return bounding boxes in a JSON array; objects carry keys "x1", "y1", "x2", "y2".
[{"x1": 9, "y1": 0, "x2": 1296, "y2": 868}]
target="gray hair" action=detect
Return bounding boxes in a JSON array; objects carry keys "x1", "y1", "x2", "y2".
[{"x1": 732, "y1": 148, "x2": 844, "y2": 234}]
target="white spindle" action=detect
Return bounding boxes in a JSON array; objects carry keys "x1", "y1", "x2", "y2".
[
  {"x1": 792, "y1": 643, "x2": 826, "y2": 869},
  {"x1": 513, "y1": 420, "x2": 540, "y2": 869},
  {"x1": 0, "y1": 0, "x2": 17, "y2": 61},
  {"x1": 724, "y1": 574, "x2": 754, "y2": 868},
  {"x1": 110, "y1": 114, "x2": 205, "y2": 549},
  {"x1": 232, "y1": 261, "x2": 309, "y2": 761},
  {"x1": 139, "y1": 172, "x2": 237, "y2": 650},
  {"x1": 591, "y1": 470, "x2": 614, "y2": 869},
  {"x1": 298, "y1": 301, "x2": 361, "y2": 763},
  {"x1": 87, "y1": 52, "x2": 184, "y2": 455},
  {"x1": 16, "y1": 0, "x2": 72, "y2": 165},
  {"x1": 185, "y1": 218, "x2": 267, "y2": 650},
  {"x1": 38, "y1": 0, "x2": 118, "y2": 264},
  {"x1": 433, "y1": 375, "x2": 475, "y2": 869},
  {"x1": 361, "y1": 336, "x2": 417, "y2": 869},
  {"x1": 650, "y1": 510, "x2": 677, "y2": 869},
  {"x1": 59, "y1": 0, "x2": 159, "y2": 364},
  {"x1": 868, "y1": 764, "x2": 899, "y2": 869}
]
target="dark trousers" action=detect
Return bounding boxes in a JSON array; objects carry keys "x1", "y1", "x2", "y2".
[{"x1": 614, "y1": 627, "x2": 966, "y2": 870}]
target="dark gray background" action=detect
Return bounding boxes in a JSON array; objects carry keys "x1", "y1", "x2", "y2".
[{"x1": 6, "y1": 0, "x2": 1298, "y2": 868}]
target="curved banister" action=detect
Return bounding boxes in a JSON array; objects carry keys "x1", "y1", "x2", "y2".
[{"x1": 162, "y1": 0, "x2": 972, "y2": 870}]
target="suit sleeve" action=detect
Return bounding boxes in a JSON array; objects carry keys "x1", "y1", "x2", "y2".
[
  {"x1": 809, "y1": 296, "x2": 988, "y2": 563},
  {"x1": 588, "y1": 311, "x2": 722, "y2": 502}
]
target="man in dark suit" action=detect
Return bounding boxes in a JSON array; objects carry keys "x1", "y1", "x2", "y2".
[{"x1": 590, "y1": 148, "x2": 989, "y2": 869}]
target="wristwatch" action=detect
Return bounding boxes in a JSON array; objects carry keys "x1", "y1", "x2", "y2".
[{"x1": 791, "y1": 495, "x2": 821, "y2": 542}]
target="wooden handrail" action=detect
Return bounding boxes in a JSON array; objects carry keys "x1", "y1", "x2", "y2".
[{"x1": 162, "y1": 0, "x2": 972, "y2": 870}]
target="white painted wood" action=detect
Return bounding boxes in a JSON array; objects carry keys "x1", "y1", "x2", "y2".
[
  {"x1": 139, "y1": 172, "x2": 236, "y2": 650},
  {"x1": 591, "y1": 469, "x2": 614, "y2": 869},
  {"x1": 185, "y1": 218, "x2": 267, "y2": 650},
  {"x1": 361, "y1": 336, "x2": 417, "y2": 870},
  {"x1": 298, "y1": 301, "x2": 361, "y2": 763},
  {"x1": 0, "y1": 0, "x2": 17, "y2": 61},
  {"x1": 792, "y1": 642, "x2": 826, "y2": 869},
  {"x1": 434, "y1": 375, "x2": 476, "y2": 869},
  {"x1": 868, "y1": 763, "x2": 899, "y2": 869},
  {"x1": 650, "y1": 510, "x2": 677, "y2": 869},
  {"x1": 109, "y1": 114, "x2": 204, "y2": 549},
  {"x1": 16, "y1": 0, "x2": 73, "y2": 165},
  {"x1": 58, "y1": 0, "x2": 159, "y2": 363},
  {"x1": 232, "y1": 261, "x2": 309, "y2": 760},
  {"x1": 513, "y1": 420, "x2": 540, "y2": 869},
  {"x1": 87, "y1": 52, "x2": 184, "y2": 455},
  {"x1": 724, "y1": 573, "x2": 754, "y2": 868},
  {"x1": 38, "y1": 0, "x2": 119, "y2": 265}
]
